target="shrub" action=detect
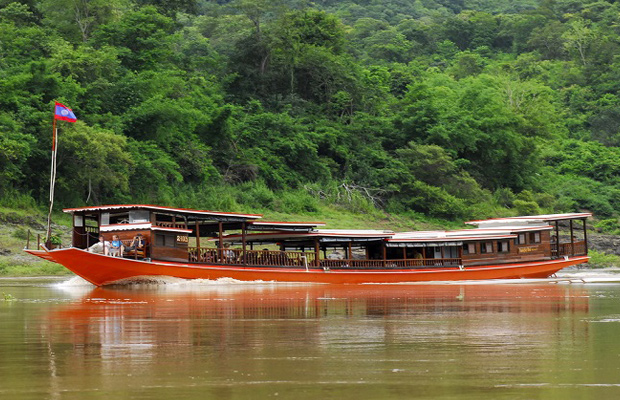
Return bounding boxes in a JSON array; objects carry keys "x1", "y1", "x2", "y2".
[
  {"x1": 11, "y1": 226, "x2": 30, "y2": 240},
  {"x1": 275, "y1": 190, "x2": 319, "y2": 213},
  {"x1": 513, "y1": 199, "x2": 540, "y2": 215},
  {"x1": 593, "y1": 219, "x2": 620, "y2": 235},
  {"x1": 588, "y1": 250, "x2": 620, "y2": 269}
]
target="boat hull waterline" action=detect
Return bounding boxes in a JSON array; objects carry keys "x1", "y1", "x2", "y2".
[{"x1": 25, "y1": 248, "x2": 589, "y2": 286}]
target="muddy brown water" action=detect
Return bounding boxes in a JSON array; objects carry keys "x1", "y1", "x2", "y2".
[{"x1": 2, "y1": 271, "x2": 620, "y2": 400}]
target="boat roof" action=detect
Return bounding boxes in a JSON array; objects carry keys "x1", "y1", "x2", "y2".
[
  {"x1": 99, "y1": 223, "x2": 194, "y2": 233},
  {"x1": 247, "y1": 221, "x2": 326, "y2": 232},
  {"x1": 466, "y1": 212, "x2": 592, "y2": 227},
  {"x1": 63, "y1": 204, "x2": 263, "y2": 221},
  {"x1": 220, "y1": 229, "x2": 394, "y2": 244},
  {"x1": 389, "y1": 232, "x2": 516, "y2": 243}
]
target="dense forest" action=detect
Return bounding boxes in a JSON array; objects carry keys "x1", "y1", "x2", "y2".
[{"x1": 2, "y1": 0, "x2": 620, "y2": 228}]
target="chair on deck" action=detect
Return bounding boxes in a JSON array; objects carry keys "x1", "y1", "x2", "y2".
[{"x1": 124, "y1": 235, "x2": 147, "y2": 259}]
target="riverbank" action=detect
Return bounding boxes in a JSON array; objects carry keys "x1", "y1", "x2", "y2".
[{"x1": 0, "y1": 207, "x2": 73, "y2": 276}]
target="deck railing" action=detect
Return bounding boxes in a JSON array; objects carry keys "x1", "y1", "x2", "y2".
[
  {"x1": 155, "y1": 221, "x2": 187, "y2": 229},
  {"x1": 551, "y1": 241, "x2": 587, "y2": 258},
  {"x1": 187, "y1": 247, "x2": 462, "y2": 269},
  {"x1": 188, "y1": 248, "x2": 316, "y2": 267}
]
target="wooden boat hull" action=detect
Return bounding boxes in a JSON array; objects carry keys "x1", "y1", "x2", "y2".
[{"x1": 25, "y1": 248, "x2": 589, "y2": 286}]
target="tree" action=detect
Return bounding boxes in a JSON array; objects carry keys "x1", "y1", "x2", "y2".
[
  {"x1": 91, "y1": 6, "x2": 177, "y2": 70},
  {"x1": 0, "y1": 113, "x2": 35, "y2": 190},
  {"x1": 562, "y1": 18, "x2": 594, "y2": 66},
  {"x1": 39, "y1": 0, "x2": 129, "y2": 42},
  {"x1": 56, "y1": 122, "x2": 132, "y2": 204}
]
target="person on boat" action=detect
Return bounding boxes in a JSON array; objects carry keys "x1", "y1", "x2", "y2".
[
  {"x1": 109, "y1": 235, "x2": 124, "y2": 257},
  {"x1": 88, "y1": 235, "x2": 109, "y2": 255},
  {"x1": 222, "y1": 243, "x2": 235, "y2": 262},
  {"x1": 125, "y1": 233, "x2": 145, "y2": 253}
]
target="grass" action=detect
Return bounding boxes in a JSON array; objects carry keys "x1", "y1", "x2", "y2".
[
  {"x1": 0, "y1": 258, "x2": 73, "y2": 276},
  {"x1": 0, "y1": 205, "x2": 73, "y2": 276},
  {"x1": 587, "y1": 249, "x2": 620, "y2": 269}
]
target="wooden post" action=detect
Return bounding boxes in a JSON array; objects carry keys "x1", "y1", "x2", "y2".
[
  {"x1": 570, "y1": 219, "x2": 575, "y2": 256},
  {"x1": 382, "y1": 241, "x2": 387, "y2": 268},
  {"x1": 348, "y1": 242, "x2": 352, "y2": 260},
  {"x1": 195, "y1": 221, "x2": 201, "y2": 262},
  {"x1": 218, "y1": 221, "x2": 223, "y2": 262},
  {"x1": 84, "y1": 213, "x2": 90, "y2": 249},
  {"x1": 314, "y1": 239, "x2": 320, "y2": 267},
  {"x1": 26, "y1": 229, "x2": 31, "y2": 250},
  {"x1": 555, "y1": 220, "x2": 560, "y2": 258},
  {"x1": 242, "y1": 221, "x2": 247, "y2": 266},
  {"x1": 583, "y1": 218, "x2": 588, "y2": 255}
]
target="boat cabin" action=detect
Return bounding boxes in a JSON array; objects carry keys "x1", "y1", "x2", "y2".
[
  {"x1": 63, "y1": 205, "x2": 590, "y2": 269},
  {"x1": 64, "y1": 204, "x2": 262, "y2": 262}
]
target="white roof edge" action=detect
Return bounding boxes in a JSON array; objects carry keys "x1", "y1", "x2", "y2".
[
  {"x1": 466, "y1": 212, "x2": 592, "y2": 226},
  {"x1": 389, "y1": 234, "x2": 518, "y2": 242},
  {"x1": 63, "y1": 204, "x2": 262, "y2": 220},
  {"x1": 100, "y1": 223, "x2": 151, "y2": 232},
  {"x1": 316, "y1": 229, "x2": 394, "y2": 235},
  {"x1": 152, "y1": 226, "x2": 193, "y2": 233},
  {"x1": 249, "y1": 221, "x2": 326, "y2": 227}
]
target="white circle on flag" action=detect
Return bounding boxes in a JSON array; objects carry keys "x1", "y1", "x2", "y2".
[{"x1": 61, "y1": 109, "x2": 69, "y2": 116}]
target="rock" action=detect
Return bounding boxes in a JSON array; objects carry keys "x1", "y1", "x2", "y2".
[
  {"x1": 588, "y1": 234, "x2": 620, "y2": 255},
  {"x1": 0, "y1": 211, "x2": 45, "y2": 230}
]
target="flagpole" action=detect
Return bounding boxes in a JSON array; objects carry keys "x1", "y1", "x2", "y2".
[{"x1": 45, "y1": 117, "x2": 58, "y2": 246}]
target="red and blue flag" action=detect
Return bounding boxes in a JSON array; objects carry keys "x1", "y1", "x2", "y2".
[{"x1": 54, "y1": 102, "x2": 77, "y2": 122}]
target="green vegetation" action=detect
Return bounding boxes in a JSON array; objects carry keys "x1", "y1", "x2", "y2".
[
  {"x1": 2, "y1": 292, "x2": 16, "y2": 301},
  {"x1": 2, "y1": 0, "x2": 620, "y2": 244},
  {"x1": 588, "y1": 250, "x2": 620, "y2": 269}
]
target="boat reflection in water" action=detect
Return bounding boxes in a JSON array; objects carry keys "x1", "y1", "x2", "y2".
[{"x1": 45, "y1": 282, "x2": 590, "y2": 363}]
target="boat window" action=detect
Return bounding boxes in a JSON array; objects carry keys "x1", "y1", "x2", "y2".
[
  {"x1": 129, "y1": 210, "x2": 150, "y2": 223},
  {"x1": 74, "y1": 215, "x2": 83, "y2": 227},
  {"x1": 529, "y1": 232, "x2": 541, "y2": 243},
  {"x1": 480, "y1": 242, "x2": 493, "y2": 254},
  {"x1": 515, "y1": 233, "x2": 526, "y2": 245},
  {"x1": 101, "y1": 213, "x2": 110, "y2": 225},
  {"x1": 497, "y1": 241, "x2": 510, "y2": 253},
  {"x1": 444, "y1": 247, "x2": 459, "y2": 258},
  {"x1": 463, "y1": 243, "x2": 476, "y2": 254}
]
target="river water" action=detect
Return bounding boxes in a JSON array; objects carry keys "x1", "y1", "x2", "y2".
[{"x1": 2, "y1": 271, "x2": 620, "y2": 400}]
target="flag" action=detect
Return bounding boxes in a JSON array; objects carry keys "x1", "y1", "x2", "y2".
[{"x1": 54, "y1": 102, "x2": 77, "y2": 122}]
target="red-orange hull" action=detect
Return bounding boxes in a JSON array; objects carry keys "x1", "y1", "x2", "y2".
[{"x1": 25, "y1": 248, "x2": 589, "y2": 286}]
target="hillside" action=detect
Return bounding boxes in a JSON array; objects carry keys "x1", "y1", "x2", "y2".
[{"x1": 2, "y1": 0, "x2": 620, "y2": 236}]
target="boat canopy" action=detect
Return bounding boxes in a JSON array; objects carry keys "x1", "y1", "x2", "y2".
[
  {"x1": 466, "y1": 213, "x2": 592, "y2": 228},
  {"x1": 246, "y1": 221, "x2": 325, "y2": 232},
  {"x1": 63, "y1": 204, "x2": 262, "y2": 222},
  {"x1": 220, "y1": 229, "x2": 394, "y2": 246}
]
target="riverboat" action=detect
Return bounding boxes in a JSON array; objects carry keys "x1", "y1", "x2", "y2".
[{"x1": 24, "y1": 205, "x2": 590, "y2": 286}]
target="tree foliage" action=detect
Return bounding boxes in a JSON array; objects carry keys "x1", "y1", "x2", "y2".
[{"x1": 3, "y1": 0, "x2": 620, "y2": 220}]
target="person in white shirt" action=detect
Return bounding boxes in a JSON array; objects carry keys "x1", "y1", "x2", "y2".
[{"x1": 88, "y1": 235, "x2": 110, "y2": 255}]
